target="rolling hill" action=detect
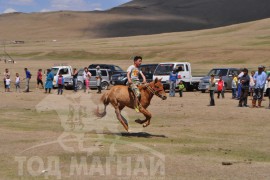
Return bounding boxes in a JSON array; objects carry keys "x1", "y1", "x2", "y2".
[{"x1": 1, "y1": 0, "x2": 270, "y2": 40}]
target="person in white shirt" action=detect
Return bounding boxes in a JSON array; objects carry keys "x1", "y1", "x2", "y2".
[
  {"x1": 15, "y1": 73, "x2": 21, "y2": 92},
  {"x1": 5, "y1": 75, "x2": 11, "y2": 92}
]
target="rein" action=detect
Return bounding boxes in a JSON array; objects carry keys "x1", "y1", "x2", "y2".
[{"x1": 144, "y1": 83, "x2": 163, "y2": 98}]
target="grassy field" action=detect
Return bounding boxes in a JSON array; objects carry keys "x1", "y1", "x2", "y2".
[{"x1": 0, "y1": 19, "x2": 270, "y2": 179}]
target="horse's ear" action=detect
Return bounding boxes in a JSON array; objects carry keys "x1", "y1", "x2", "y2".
[
  {"x1": 159, "y1": 78, "x2": 162, "y2": 82},
  {"x1": 154, "y1": 78, "x2": 158, "y2": 83}
]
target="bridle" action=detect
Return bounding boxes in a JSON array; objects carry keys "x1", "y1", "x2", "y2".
[{"x1": 144, "y1": 83, "x2": 165, "y2": 99}]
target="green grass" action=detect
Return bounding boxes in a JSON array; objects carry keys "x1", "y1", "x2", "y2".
[{"x1": 0, "y1": 109, "x2": 62, "y2": 132}]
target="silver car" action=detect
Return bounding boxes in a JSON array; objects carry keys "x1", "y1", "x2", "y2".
[{"x1": 64, "y1": 68, "x2": 110, "y2": 90}]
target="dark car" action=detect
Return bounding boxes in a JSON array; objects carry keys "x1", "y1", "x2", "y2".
[
  {"x1": 88, "y1": 64, "x2": 125, "y2": 77},
  {"x1": 111, "y1": 64, "x2": 158, "y2": 85}
]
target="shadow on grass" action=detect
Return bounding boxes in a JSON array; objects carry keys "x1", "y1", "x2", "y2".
[{"x1": 120, "y1": 132, "x2": 167, "y2": 138}]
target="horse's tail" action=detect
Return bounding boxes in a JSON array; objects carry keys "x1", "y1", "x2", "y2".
[{"x1": 95, "y1": 92, "x2": 109, "y2": 118}]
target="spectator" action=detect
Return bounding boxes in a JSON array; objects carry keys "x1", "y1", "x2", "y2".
[
  {"x1": 5, "y1": 75, "x2": 11, "y2": 92},
  {"x1": 15, "y1": 73, "x2": 21, "y2": 93},
  {"x1": 45, "y1": 69, "x2": 54, "y2": 94},
  {"x1": 72, "y1": 68, "x2": 78, "y2": 92},
  {"x1": 83, "y1": 67, "x2": 92, "y2": 93},
  {"x1": 252, "y1": 65, "x2": 267, "y2": 108},
  {"x1": 3, "y1": 68, "x2": 10, "y2": 90},
  {"x1": 96, "y1": 66, "x2": 102, "y2": 94},
  {"x1": 57, "y1": 73, "x2": 64, "y2": 95},
  {"x1": 36, "y1": 69, "x2": 44, "y2": 89},
  {"x1": 208, "y1": 74, "x2": 216, "y2": 106},
  {"x1": 23, "y1": 68, "x2": 32, "y2": 92},
  {"x1": 238, "y1": 68, "x2": 250, "y2": 107},
  {"x1": 83, "y1": 67, "x2": 91, "y2": 93},
  {"x1": 169, "y1": 68, "x2": 178, "y2": 97},
  {"x1": 217, "y1": 76, "x2": 225, "y2": 99},
  {"x1": 267, "y1": 73, "x2": 270, "y2": 109},
  {"x1": 249, "y1": 71, "x2": 255, "y2": 98},
  {"x1": 231, "y1": 74, "x2": 238, "y2": 99},
  {"x1": 178, "y1": 80, "x2": 185, "y2": 97},
  {"x1": 237, "y1": 69, "x2": 244, "y2": 99}
]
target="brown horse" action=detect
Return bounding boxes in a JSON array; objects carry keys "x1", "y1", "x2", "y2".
[{"x1": 95, "y1": 78, "x2": 167, "y2": 131}]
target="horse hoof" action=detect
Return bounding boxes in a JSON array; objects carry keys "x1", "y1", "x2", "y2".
[
  {"x1": 143, "y1": 123, "x2": 148, "y2": 127},
  {"x1": 135, "y1": 119, "x2": 142, "y2": 124}
]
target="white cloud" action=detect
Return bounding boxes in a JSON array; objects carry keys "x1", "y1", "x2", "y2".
[
  {"x1": 8, "y1": 0, "x2": 34, "y2": 5},
  {"x1": 3, "y1": 8, "x2": 17, "y2": 13},
  {"x1": 40, "y1": 9, "x2": 50, "y2": 12},
  {"x1": 50, "y1": 0, "x2": 102, "y2": 11}
]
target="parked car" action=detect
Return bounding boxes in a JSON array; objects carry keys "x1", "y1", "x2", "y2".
[
  {"x1": 88, "y1": 64, "x2": 125, "y2": 77},
  {"x1": 50, "y1": 65, "x2": 73, "y2": 88},
  {"x1": 152, "y1": 62, "x2": 203, "y2": 91},
  {"x1": 64, "y1": 68, "x2": 110, "y2": 90},
  {"x1": 198, "y1": 68, "x2": 239, "y2": 93},
  {"x1": 110, "y1": 64, "x2": 158, "y2": 85}
]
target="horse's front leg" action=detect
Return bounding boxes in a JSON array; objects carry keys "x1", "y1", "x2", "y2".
[{"x1": 135, "y1": 108, "x2": 152, "y2": 128}]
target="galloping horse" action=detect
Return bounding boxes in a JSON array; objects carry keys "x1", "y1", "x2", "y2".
[{"x1": 95, "y1": 78, "x2": 167, "y2": 131}]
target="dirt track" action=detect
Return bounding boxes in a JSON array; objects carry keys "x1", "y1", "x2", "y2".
[{"x1": 0, "y1": 60, "x2": 270, "y2": 179}]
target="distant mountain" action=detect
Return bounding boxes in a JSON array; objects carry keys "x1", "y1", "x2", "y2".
[{"x1": 1, "y1": 0, "x2": 270, "y2": 40}]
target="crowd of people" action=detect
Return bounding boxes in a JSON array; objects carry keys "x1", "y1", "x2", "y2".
[
  {"x1": 2, "y1": 63, "x2": 270, "y2": 109},
  {"x1": 208, "y1": 65, "x2": 270, "y2": 108},
  {"x1": 1, "y1": 66, "x2": 104, "y2": 95}
]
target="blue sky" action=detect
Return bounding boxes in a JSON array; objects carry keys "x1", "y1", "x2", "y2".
[{"x1": 0, "y1": 0, "x2": 131, "y2": 14}]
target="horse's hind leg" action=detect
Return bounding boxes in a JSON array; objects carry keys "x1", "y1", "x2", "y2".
[
  {"x1": 134, "y1": 108, "x2": 152, "y2": 127},
  {"x1": 115, "y1": 107, "x2": 129, "y2": 132}
]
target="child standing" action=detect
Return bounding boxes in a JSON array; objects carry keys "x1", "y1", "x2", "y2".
[
  {"x1": 5, "y1": 75, "x2": 11, "y2": 92},
  {"x1": 217, "y1": 76, "x2": 225, "y2": 98},
  {"x1": 249, "y1": 71, "x2": 255, "y2": 98},
  {"x1": 15, "y1": 73, "x2": 21, "y2": 92},
  {"x1": 57, "y1": 73, "x2": 64, "y2": 95},
  {"x1": 231, "y1": 74, "x2": 238, "y2": 99},
  {"x1": 178, "y1": 81, "x2": 185, "y2": 97}
]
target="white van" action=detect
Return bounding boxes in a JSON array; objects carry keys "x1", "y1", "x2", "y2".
[
  {"x1": 153, "y1": 62, "x2": 203, "y2": 91},
  {"x1": 50, "y1": 65, "x2": 73, "y2": 87}
]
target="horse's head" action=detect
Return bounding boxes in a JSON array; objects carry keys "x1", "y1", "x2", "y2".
[{"x1": 149, "y1": 78, "x2": 167, "y2": 100}]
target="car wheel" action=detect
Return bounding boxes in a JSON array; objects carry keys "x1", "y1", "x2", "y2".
[
  {"x1": 201, "y1": 90, "x2": 206, "y2": 93},
  {"x1": 77, "y1": 81, "x2": 83, "y2": 90},
  {"x1": 101, "y1": 82, "x2": 109, "y2": 90}
]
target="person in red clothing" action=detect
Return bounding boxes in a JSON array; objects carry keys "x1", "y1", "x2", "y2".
[
  {"x1": 57, "y1": 73, "x2": 64, "y2": 95},
  {"x1": 36, "y1": 69, "x2": 44, "y2": 89},
  {"x1": 217, "y1": 75, "x2": 225, "y2": 98}
]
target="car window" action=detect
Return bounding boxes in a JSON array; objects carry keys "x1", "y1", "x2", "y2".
[
  {"x1": 78, "y1": 69, "x2": 84, "y2": 76},
  {"x1": 207, "y1": 69, "x2": 228, "y2": 76},
  {"x1": 90, "y1": 70, "x2": 96, "y2": 76},
  {"x1": 176, "y1": 64, "x2": 184, "y2": 71},
  {"x1": 114, "y1": 66, "x2": 124, "y2": 71},
  {"x1": 51, "y1": 68, "x2": 59, "y2": 76},
  {"x1": 101, "y1": 70, "x2": 107, "y2": 76},
  {"x1": 154, "y1": 64, "x2": 174, "y2": 75},
  {"x1": 59, "y1": 68, "x2": 69, "y2": 75}
]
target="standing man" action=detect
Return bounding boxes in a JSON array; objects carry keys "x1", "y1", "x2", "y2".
[
  {"x1": 23, "y1": 68, "x2": 32, "y2": 92},
  {"x1": 72, "y1": 68, "x2": 78, "y2": 92},
  {"x1": 208, "y1": 74, "x2": 216, "y2": 106},
  {"x1": 238, "y1": 68, "x2": 250, "y2": 107},
  {"x1": 252, "y1": 65, "x2": 267, "y2": 108},
  {"x1": 169, "y1": 68, "x2": 178, "y2": 97},
  {"x1": 266, "y1": 72, "x2": 270, "y2": 109},
  {"x1": 96, "y1": 66, "x2": 102, "y2": 94}
]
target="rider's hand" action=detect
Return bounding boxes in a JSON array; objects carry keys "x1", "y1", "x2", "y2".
[
  {"x1": 128, "y1": 80, "x2": 132, "y2": 84},
  {"x1": 142, "y1": 80, "x2": 147, "y2": 84}
]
